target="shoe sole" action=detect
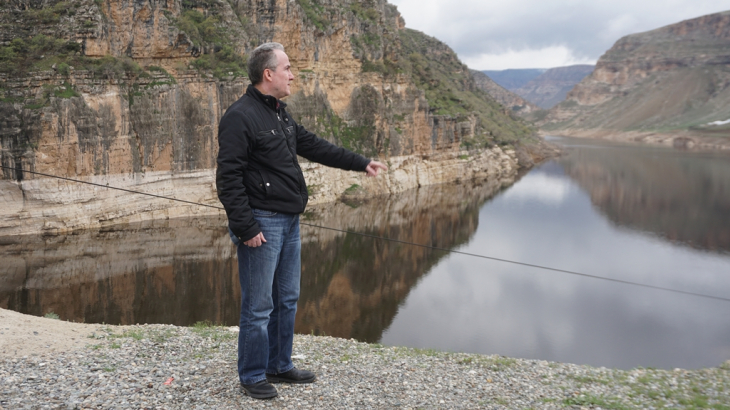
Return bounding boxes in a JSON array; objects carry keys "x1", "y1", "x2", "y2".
[
  {"x1": 241, "y1": 386, "x2": 278, "y2": 399},
  {"x1": 266, "y1": 375, "x2": 316, "y2": 384}
]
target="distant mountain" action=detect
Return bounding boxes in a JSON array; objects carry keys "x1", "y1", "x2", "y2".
[
  {"x1": 470, "y1": 70, "x2": 540, "y2": 115},
  {"x1": 541, "y1": 11, "x2": 730, "y2": 150},
  {"x1": 515, "y1": 65, "x2": 594, "y2": 109},
  {"x1": 482, "y1": 69, "x2": 546, "y2": 90}
]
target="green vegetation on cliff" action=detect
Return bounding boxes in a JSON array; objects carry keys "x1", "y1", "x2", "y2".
[
  {"x1": 1, "y1": 0, "x2": 541, "y2": 179},
  {"x1": 397, "y1": 29, "x2": 536, "y2": 147},
  {"x1": 290, "y1": 0, "x2": 536, "y2": 150},
  {"x1": 169, "y1": 7, "x2": 247, "y2": 79}
]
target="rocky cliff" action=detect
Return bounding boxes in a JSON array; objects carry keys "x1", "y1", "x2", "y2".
[
  {"x1": 541, "y1": 11, "x2": 730, "y2": 150},
  {"x1": 0, "y1": 0, "x2": 539, "y2": 235},
  {"x1": 470, "y1": 69, "x2": 540, "y2": 116}
]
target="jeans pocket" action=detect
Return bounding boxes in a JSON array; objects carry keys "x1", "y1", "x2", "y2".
[
  {"x1": 252, "y1": 208, "x2": 277, "y2": 217},
  {"x1": 228, "y1": 227, "x2": 241, "y2": 246}
]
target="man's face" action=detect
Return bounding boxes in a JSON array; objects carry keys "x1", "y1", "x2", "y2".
[{"x1": 267, "y1": 49, "x2": 294, "y2": 99}]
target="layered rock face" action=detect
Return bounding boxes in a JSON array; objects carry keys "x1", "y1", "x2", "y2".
[
  {"x1": 541, "y1": 11, "x2": 730, "y2": 149},
  {"x1": 0, "y1": 0, "x2": 536, "y2": 235}
]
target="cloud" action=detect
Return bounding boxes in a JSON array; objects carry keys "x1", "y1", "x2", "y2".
[
  {"x1": 461, "y1": 45, "x2": 597, "y2": 70},
  {"x1": 390, "y1": 0, "x2": 730, "y2": 69},
  {"x1": 499, "y1": 171, "x2": 574, "y2": 206}
]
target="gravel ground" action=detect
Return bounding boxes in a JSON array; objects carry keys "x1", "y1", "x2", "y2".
[{"x1": 1, "y1": 323, "x2": 729, "y2": 409}]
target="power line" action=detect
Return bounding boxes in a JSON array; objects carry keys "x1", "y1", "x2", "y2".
[
  {"x1": 1, "y1": 166, "x2": 225, "y2": 210},
  {"x1": 2, "y1": 164, "x2": 729, "y2": 303}
]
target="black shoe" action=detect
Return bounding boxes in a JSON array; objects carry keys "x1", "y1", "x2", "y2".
[
  {"x1": 266, "y1": 368, "x2": 316, "y2": 384},
  {"x1": 241, "y1": 380, "x2": 278, "y2": 399}
]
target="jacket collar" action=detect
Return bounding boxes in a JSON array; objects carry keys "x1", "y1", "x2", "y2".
[{"x1": 246, "y1": 84, "x2": 287, "y2": 111}]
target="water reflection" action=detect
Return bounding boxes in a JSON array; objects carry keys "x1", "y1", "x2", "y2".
[
  {"x1": 0, "y1": 177, "x2": 510, "y2": 335},
  {"x1": 297, "y1": 178, "x2": 510, "y2": 342},
  {"x1": 0, "y1": 217, "x2": 241, "y2": 326},
  {"x1": 2, "y1": 137, "x2": 729, "y2": 369},
  {"x1": 555, "y1": 137, "x2": 730, "y2": 253},
  {"x1": 382, "y1": 137, "x2": 730, "y2": 370}
]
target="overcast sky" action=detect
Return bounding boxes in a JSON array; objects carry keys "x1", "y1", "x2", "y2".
[{"x1": 389, "y1": 0, "x2": 730, "y2": 70}]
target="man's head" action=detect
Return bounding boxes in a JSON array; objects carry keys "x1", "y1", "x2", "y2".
[{"x1": 248, "y1": 42, "x2": 294, "y2": 99}]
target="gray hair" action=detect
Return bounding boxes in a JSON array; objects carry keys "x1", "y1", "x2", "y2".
[{"x1": 247, "y1": 42, "x2": 285, "y2": 85}]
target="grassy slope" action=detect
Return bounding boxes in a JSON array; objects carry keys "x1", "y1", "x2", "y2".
[
  {"x1": 397, "y1": 28, "x2": 536, "y2": 147},
  {"x1": 545, "y1": 66, "x2": 730, "y2": 133}
]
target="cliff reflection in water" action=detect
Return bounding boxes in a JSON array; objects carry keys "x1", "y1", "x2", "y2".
[
  {"x1": 0, "y1": 178, "x2": 510, "y2": 341},
  {"x1": 297, "y1": 177, "x2": 509, "y2": 342},
  {"x1": 557, "y1": 139, "x2": 730, "y2": 253},
  {"x1": 0, "y1": 216, "x2": 241, "y2": 326}
]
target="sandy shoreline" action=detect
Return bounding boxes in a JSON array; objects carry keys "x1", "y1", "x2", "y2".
[{"x1": 0, "y1": 308, "x2": 101, "y2": 358}]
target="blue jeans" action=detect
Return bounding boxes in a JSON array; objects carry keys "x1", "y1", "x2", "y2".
[{"x1": 229, "y1": 209, "x2": 301, "y2": 385}]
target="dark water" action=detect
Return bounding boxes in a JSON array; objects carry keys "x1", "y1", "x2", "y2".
[{"x1": 2, "y1": 136, "x2": 729, "y2": 370}]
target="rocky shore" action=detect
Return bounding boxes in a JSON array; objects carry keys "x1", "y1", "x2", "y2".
[{"x1": 1, "y1": 308, "x2": 728, "y2": 409}]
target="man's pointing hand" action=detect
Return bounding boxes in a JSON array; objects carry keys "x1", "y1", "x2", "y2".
[{"x1": 365, "y1": 161, "x2": 388, "y2": 177}]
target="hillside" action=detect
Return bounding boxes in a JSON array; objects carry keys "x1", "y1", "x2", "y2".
[
  {"x1": 514, "y1": 64, "x2": 594, "y2": 109},
  {"x1": 470, "y1": 69, "x2": 540, "y2": 116},
  {"x1": 0, "y1": 0, "x2": 542, "y2": 235},
  {"x1": 541, "y1": 11, "x2": 730, "y2": 149},
  {"x1": 395, "y1": 29, "x2": 536, "y2": 148}
]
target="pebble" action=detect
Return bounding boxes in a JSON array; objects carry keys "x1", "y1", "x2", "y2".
[{"x1": 0, "y1": 324, "x2": 728, "y2": 409}]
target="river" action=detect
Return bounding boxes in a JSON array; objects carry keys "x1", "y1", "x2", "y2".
[{"x1": 1, "y1": 136, "x2": 729, "y2": 370}]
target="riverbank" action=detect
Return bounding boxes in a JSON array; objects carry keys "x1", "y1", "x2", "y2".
[
  {"x1": 1, "y1": 309, "x2": 728, "y2": 409},
  {"x1": 539, "y1": 128, "x2": 730, "y2": 151}
]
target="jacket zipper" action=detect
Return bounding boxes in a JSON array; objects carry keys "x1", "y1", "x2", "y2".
[{"x1": 276, "y1": 110, "x2": 308, "y2": 205}]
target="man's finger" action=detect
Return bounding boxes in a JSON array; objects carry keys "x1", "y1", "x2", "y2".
[{"x1": 365, "y1": 161, "x2": 388, "y2": 177}]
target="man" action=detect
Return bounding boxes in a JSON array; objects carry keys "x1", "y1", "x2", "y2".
[{"x1": 216, "y1": 42, "x2": 387, "y2": 400}]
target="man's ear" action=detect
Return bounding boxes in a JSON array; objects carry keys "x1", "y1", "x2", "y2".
[{"x1": 263, "y1": 68, "x2": 273, "y2": 83}]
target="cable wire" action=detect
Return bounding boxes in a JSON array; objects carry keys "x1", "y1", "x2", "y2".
[{"x1": 2, "y1": 164, "x2": 729, "y2": 303}]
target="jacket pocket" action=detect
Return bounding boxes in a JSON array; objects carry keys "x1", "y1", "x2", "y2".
[
  {"x1": 255, "y1": 128, "x2": 288, "y2": 157},
  {"x1": 258, "y1": 169, "x2": 271, "y2": 198},
  {"x1": 242, "y1": 168, "x2": 267, "y2": 199}
]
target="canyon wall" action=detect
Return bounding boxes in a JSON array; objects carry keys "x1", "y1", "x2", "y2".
[
  {"x1": 540, "y1": 11, "x2": 730, "y2": 150},
  {"x1": 0, "y1": 0, "x2": 539, "y2": 235}
]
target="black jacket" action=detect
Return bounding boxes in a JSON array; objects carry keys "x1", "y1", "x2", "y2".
[{"x1": 216, "y1": 85, "x2": 370, "y2": 242}]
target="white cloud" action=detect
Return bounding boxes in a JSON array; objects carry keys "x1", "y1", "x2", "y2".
[
  {"x1": 500, "y1": 172, "x2": 574, "y2": 206},
  {"x1": 461, "y1": 45, "x2": 597, "y2": 71}
]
